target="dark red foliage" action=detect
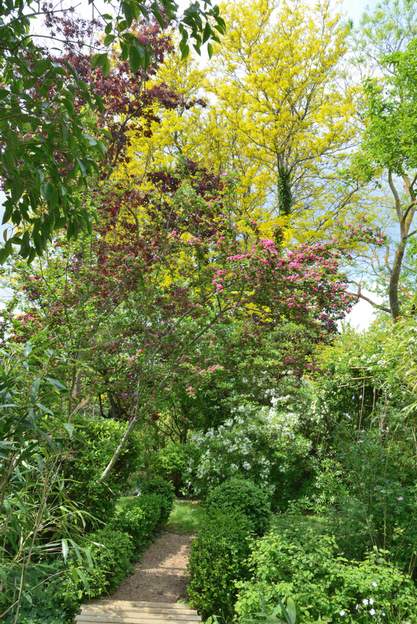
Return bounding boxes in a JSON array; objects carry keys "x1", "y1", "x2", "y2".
[
  {"x1": 41, "y1": 12, "x2": 203, "y2": 168},
  {"x1": 49, "y1": 157, "x2": 228, "y2": 316}
]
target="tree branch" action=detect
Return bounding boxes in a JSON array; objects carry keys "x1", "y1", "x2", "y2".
[
  {"x1": 404, "y1": 228, "x2": 417, "y2": 240},
  {"x1": 388, "y1": 170, "x2": 403, "y2": 223},
  {"x1": 347, "y1": 283, "x2": 391, "y2": 313}
]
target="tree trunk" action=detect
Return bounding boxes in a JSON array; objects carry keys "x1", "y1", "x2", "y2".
[
  {"x1": 99, "y1": 414, "x2": 139, "y2": 482},
  {"x1": 387, "y1": 172, "x2": 417, "y2": 321},
  {"x1": 389, "y1": 237, "x2": 406, "y2": 321}
]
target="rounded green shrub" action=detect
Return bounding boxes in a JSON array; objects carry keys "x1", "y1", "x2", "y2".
[
  {"x1": 109, "y1": 494, "x2": 162, "y2": 550},
  {"x1": 205, "y1": 478, "x2": 271, "y2": 535},
  {"x1": 188, "y1": 511, "x2": 252, "y2": 621},
  {"x1": 141, "y1": 476, "x2": 175, "y2": 522},
  {"x1": 155, "y1": 442, "x2": 190, "y2": 493}
]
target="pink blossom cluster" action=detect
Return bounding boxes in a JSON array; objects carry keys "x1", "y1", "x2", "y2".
[
  {"x1": 345, "y1": 223, "x2": 387, "y2": 246},
  {"x1": 212, "y1": 268, "x2": 227, "y2": 293},
  {"x1": 227, "y1": 253, "x2": 250, "y2": 261},
  {"x1": 211, "y1": 238, "x2": 353, "y2": 335}
]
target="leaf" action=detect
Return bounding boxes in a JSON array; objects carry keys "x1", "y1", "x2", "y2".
[
  {"x1": 203, "y1": 21, "x2": 212, "y2": 44},
  {"x1": 129, "y1": 41, "x2": 146, "y2": 72},
  {"x1": 62, "y1": 538, "x2": 69, "y2": 561},
  {"x1": 0, "y1": 243, "x2": 12, "y2": 264},
  {"x1": 285, "y1": 598, "x2": 297, "y2": 624},
  {"x1": 46, "y1": 376, "x2": 67, "y2": 391},
  {"x1": 91, "y1": 53, "x2": 111, "y2": 76},
  {"x1": 151, "y1": 3, "x2": 165, "y2": 28},
  {"x1": 41, "y1": 181, "x2": 58, "y2": 207},
  {"x1": 103, "y1": 34, "x2": 116, "y2": 46},
  {"x1": 63, "y1": 422, "x2": 75, "y2": 439},
  {"x1": 36, "y1": 402, "x2": 53, "y2": 414},
  {"x1": 31, "y1": 377, "x2": 41, "y2": 399},
  {"x1": 179, "y1": 37, "x2": 190, "y2": 58},
  {"x1": 215, "y1": 16, "x2": 227, "y2": 34},
  {"x1": 76, "y1": 158, "x2": 87, "y2": 177}
]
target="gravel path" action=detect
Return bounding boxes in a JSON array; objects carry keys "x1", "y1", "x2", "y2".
[{"x1": 110, "y1": 532, "x2": 193, "y2": 603}]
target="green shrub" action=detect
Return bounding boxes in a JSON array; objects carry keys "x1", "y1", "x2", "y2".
[
  {"x1": 1, "y1": 559, "x2": 69, "y2": 624},
  {"x1": 188, "y1": 511, "x2": 252, "y2": 621},
  {"x1": 155, "y1": 442, "x2": 190, "y2": 494},
  {"x1": 110, "y1": 494, "x2": 162, "y2": 549},
  {"x1": 235, "y1": 526, "x2": 417, "y2": 623},
  {"x1": 205, "y1": 478, "x2": 271, "y2": 535},
  {"x1": 62, "y1": 527, "x2": 134, "y2": 610},
  {"x1": 141, "y1": 476, "x2": 175, "y2": 523},
  {"x1": 313, "y1": 435, "x2": 417, "y2": 575},
  {"x1": 63, "y1": 415, "x2": 142, "y2": 524}
]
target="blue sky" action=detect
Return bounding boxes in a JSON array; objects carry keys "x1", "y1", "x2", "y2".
[{"x1": 344, "y1": 0, "x2": 377, "y2": 23}]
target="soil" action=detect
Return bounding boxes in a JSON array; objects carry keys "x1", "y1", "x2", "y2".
[{"x1": 110, "y1": 531, "x2": 194, "y2": 603}]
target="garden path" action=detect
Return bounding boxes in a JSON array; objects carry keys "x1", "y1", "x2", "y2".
[
  {"x1": 75, "y1": 531, "x2": 199, "y2": 623},
  {"x1": 110, "y1": 531, "x2": 193, "y2": 603}
]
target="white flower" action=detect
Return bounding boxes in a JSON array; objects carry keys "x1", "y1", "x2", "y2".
[
  {"x1": 243, "y1": 462, "x2": 251, "y2": 470},
  {"x1": 339, "y1": 610, "x2": 347, "y2": 617},
  {"x1": 369, "y1": 599, "x2": 374, "y2": 605},
  {"x1": 363, "y1": 599, "x2": 369, "y2": 606},
  {"x1": 371, "y1": 581, "x2": 378, "y2": 588},
  {"x1": 370, "y1": 608, "x2": 376, "y2": 616}
]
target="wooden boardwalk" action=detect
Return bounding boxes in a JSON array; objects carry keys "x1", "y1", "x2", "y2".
[{"x1": 75, "y1": 600, "x2": 201, "y2": 624}]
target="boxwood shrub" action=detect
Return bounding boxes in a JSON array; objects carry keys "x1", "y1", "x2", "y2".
[
  {"x1": 188, "y1": 511, "x2": 253, "y2": 621},
  {"x1": 141, "y1": 476, "x2": 175, "y2": 523},
  {"x1": 205, "y1": 477, "x2": 271, "y2": 535},
  {"x1": 109, "y1": 494, "x2": 163, "y2": 550}
]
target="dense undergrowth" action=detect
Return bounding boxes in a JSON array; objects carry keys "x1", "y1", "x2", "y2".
[{"x1": 0, "y1": 397, "x2": 174, "y2": 622}]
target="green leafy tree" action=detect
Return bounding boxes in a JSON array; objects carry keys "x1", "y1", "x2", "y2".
[{"x1": 356, "y1": 1, "x2": 417, "y2": 319}]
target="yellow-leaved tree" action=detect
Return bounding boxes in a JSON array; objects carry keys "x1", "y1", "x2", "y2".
[
  {"x1": 120, "y1": 0, "x2": 379, "y2": 251},
  {"x1": 208, "y1": 0, "x2": 356, "y2": 220}
]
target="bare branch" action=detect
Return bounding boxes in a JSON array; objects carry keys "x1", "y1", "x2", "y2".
[
  {"x1": 347, "y1": 282, "x2": 391, "y2": 313},
  {"x1": 403, "y1": 200, "x2": 417, "y2": 223},
  {"x1": 404, "y1": 228, "x2": 417, "y2": 240}
]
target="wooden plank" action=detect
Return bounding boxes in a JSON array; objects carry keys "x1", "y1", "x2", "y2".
[
  {"x1": 76, "y1": 616, "x2": 200, "y2": 624},
  {"x1": 82, "y1": 603, "x2": 196, "y2": 614},
  {"x1": 80, "y1": 609, "x2": 200, "y2": 621},
  {"x1": 91, "y1": 601, "x2": 195, "y2": 610}
]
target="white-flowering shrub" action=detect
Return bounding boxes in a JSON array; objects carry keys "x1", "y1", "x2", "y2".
[{"x1": 184, "y1": 396, "x2": 312, "y2": 506}]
